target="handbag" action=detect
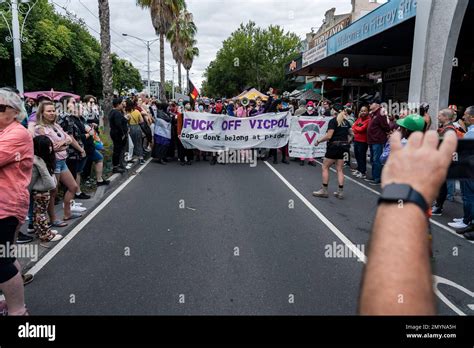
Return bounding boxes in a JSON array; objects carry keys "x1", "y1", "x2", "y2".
[{"x1": 139, "y1": 121, "x2": 152, "y2": 142}]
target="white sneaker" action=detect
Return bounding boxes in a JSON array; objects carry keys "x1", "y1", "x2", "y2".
[
  {"x1": 453, "y1": 218, "x2": 464, "y2": 223},
  {"x1": 50, "y1": 234, "x2": 63, "y2": 242},
  {"x1": 448, "y1": 221, "x2": 468, "y2": 229},
  {"x1": 351, "y1": 170, "x2": 360, "y2": 176},
  {"x1": 66, "y1": 201, "x2": 87, "y2": 213},
  {"x1": 70, "y1": 200, "x2": 83, "y2": 206}
]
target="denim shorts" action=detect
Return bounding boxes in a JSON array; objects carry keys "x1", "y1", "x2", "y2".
[
  {"x1": 55, "y1": 159, "x2": 69, "y2": 174},
  {"x1": 76, "y1": 157, "x2": 87, "y2": 174},
  {"x1": 89, "y1": 149, "x2": 104, "y2": 163}
]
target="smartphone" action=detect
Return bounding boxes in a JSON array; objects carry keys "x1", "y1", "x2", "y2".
[{"x1": 447, "y1": 139, "x2": 474, "y2": 179}]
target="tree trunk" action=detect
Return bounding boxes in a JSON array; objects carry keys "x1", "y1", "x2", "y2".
[
  {"x1": 159, "y1": 33, "x2": 166, "y2": 101},
  {"x1": 186, "y1": 69, "x2": 190, "y2": 94},
  {"x1": 178, "y1": 64, "x2": 182, "y2": 93},
  {"x1": 98, "y1": 0, "x2": 113, "y2": 122}
]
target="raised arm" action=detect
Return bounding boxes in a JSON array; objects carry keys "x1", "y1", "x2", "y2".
[{"x1": 359, "y1": 131, "x2": 457, "y2": 315}]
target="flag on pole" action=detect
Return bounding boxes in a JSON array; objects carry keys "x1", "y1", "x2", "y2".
[{"x1": 189, "y1": 79, "x2": 199, "y2": 101}]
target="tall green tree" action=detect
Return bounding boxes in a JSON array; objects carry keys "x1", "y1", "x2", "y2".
[
  {"x1": 182, "y1": 38, "x2": 199, "y2": 93},
  {"x1": 136, "y1": 0, "x2": 186, "y2": 100},
  {"x1": 112, "y1": 54, "x2": 144, "y2": 95},
  {"x1": 167, "y1": 9, "x2": 196, "y2": 92},
  {"x1": 202, "y1": 21, "x2": 300, "y2": 97},
  {"x1": 0, "y1": 0, "x2": 141, "y2": 98}
]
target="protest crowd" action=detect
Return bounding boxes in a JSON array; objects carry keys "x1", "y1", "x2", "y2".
[{"x1": 0, "y1": 83, "x2": 473, "y2": 315}]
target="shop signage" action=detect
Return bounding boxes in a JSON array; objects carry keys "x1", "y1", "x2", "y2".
[
  {"x1": 384, "y1": 64, "x2": 411, "y2": 81},
  {"x1": 327, "y1": 0, "x2": 417, "y2": 55},
  {"x1": 302, "y1": 41, "x2": 327, "y2": 68}
]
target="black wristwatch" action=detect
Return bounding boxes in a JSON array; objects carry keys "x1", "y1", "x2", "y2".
[{"x1": 378, "y1": 184, "x2": 429, "y2": 214}]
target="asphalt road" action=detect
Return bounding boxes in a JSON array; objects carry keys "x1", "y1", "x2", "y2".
[{"x1": 22, "y1": 156, "x2": 474, "y2": 315}]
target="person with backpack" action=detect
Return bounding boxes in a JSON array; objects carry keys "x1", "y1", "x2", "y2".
[{"x1": 432, "y1": 108, "x2": 464, "y2": 217}]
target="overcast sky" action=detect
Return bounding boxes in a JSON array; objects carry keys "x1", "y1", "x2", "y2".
[{"x1": 51, "y1": 0, "x2": 357, "y2": 90}]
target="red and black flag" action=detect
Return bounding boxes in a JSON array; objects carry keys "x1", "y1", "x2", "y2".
[
  {"x1": 189, "y1": 79, "x2": 199, "y2": 101},
  {"x1": 189, "y1": 80, "x2": 199, "y2": 101}
]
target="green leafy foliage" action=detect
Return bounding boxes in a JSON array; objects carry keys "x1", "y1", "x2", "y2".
[
  {"x1": 202, "y1": 21, "x2": 300, "y2": 98},
  {"x1": 0, "y1": 0, "x2": 142, "y2": 96}
]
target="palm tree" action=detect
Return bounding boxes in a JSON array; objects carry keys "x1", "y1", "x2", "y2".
[
  {"x1": 167, "y1": 10, "x2": 196, "y2": 93},
  {"x1": 98, "y1": 0, "x2": 113, "y2": 117},
  {"x1": 182, "y1": 39, "x2": 199, "y2": 93},
  {"x1": 137, "y1": 0, "x2": 186, "y2": 100}
]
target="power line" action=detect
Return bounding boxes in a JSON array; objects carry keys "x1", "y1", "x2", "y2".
[
  {"x1": 76, "y1": 0, "x2": 148, "y2": 50},
  {"x1": 51, "y1": 1, "x2": 147, "y2": 67}
]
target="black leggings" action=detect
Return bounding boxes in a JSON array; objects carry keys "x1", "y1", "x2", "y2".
[{"x1": 0, "y1": 216, "x2": 19, "y2": 283}]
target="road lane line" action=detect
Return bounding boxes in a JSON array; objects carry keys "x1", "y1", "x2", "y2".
[
  {"x1": 25, "y1": 159, "x2": 152, "y2": 277},
  {"x1": 264, "y1": 161, "x2": 469, "y2": 316},
  {"x1": 264, "y1": 161, "x2": 366, "y2": 263},
  {"x1": 315, "y1": 160, "x2": 474, "y2": 244}
]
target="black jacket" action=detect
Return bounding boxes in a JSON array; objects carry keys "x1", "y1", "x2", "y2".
[{"x1": 108, "y1": 109, "x2": 128, "y2": 139}]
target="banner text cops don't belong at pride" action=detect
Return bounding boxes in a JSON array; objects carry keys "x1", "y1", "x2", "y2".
[{"x1": 180, "y1": 112, "x2": 291, "y2": 151}]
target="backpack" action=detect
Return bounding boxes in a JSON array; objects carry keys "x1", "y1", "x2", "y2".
[{"x1": 443, "y1": 125, "x2": 465, "y2": 139}]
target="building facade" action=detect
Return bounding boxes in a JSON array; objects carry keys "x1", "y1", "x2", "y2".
[{"x1": 287, "y1": 0, "x2": 474, "y2": 128}]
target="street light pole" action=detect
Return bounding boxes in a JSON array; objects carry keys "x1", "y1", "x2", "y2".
[
  {"x1": 1, "y1": 0, "x2": 38, "y2": 95},
  {"x1": 146, "y1": 41, "x2": 151, "y2": 97},
  {"x1": 11, "y1": 0, "x2": 23, "y2": 94},
  {"x1": 122, "y1": 33, "x2": 159, "y2": 97}
]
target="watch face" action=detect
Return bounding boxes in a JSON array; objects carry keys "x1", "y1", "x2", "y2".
[{"x1": 383, "y1": 184, "x2": 411, "y2": 200}]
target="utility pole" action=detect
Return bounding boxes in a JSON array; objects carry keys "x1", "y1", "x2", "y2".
[{"x1": 0, "y1": 0, "x2": 38, "y2": 95}]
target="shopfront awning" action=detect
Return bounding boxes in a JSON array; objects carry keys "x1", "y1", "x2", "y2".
[{"x1": 290, "y1": 0, "x2": 417, "y2": 78}]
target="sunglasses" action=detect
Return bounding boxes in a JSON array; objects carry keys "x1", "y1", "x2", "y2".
[{"x1": 0, "y1": 104, "x2": 14, "y2": 112}]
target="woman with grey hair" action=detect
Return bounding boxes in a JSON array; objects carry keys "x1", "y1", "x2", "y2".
[{"x1": 0, "y1": 88, "x2": 33, "y2": 315}]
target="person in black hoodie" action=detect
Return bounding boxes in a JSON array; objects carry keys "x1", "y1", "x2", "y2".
[
  {"x1": 267, "y1": 95, "x2": 290, "y2": 164},
  {"x1": 108, "y1": 98, "x2": 128, "y2": 173}
]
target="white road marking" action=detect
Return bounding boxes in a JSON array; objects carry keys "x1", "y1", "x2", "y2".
[
  {"x1": 265, "y1": 161, "x2": 471, "y2": 316},
  {"x1": 433, "y1": 275, "x2": 474, "y2": 316},
  {"x1": 264, "y1": 161, "x2": 366, "y2": 263},
  {"x1": 25, "y1": 159, "x2": 152, "y2": 277},
  {"x1": 315, "y1": 160, "x2": 474, "y2": 244}
]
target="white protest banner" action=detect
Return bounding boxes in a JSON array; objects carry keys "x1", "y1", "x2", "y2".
[
  {"x1": 288, "y1": 116, "x2": 330, "y2": 158},
  {"x1": 180, "y1": 111, "x2": 290, "y2": 151}
]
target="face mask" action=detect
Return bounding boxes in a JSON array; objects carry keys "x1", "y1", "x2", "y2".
[
  {"x1": 199, "y1": 106, "x2": 204, "y2": 112},
  {"x1": 307, "y1": 107, "x2": 314, "y2": 112}
]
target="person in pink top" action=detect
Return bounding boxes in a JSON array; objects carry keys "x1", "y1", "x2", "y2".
[
  {"x1": 235, "y1": 100, "x2": 247, "y2": 118},
  {"x1": 0, "y1": 88, "x2": 33, "y2": 315},
  {"x1": 34, "y1": 101, "x2": 81, "y2": 225}
]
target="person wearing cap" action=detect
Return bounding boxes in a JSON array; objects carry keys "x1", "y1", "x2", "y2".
[
  {"x1": 366, "y1": 100, "x2": 390, "y2": 185},
  {"x1": 380, "y1": 114, "x2": 426, "y2": 166},
  {"x1": 0, "y1": 88, "x2": 33, "y2": 315},
  {"x1": 299, "y1": 101, "x2": 318, "y2": 166}
]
